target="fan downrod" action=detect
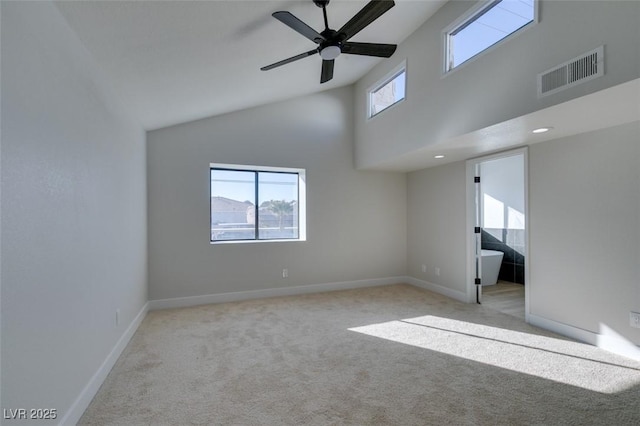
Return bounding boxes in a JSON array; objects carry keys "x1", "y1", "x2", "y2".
[{"x1": 313, "y1": 0, "x2": 330, "y2": 8}]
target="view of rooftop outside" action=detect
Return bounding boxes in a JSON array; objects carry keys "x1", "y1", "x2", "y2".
[
  {"x1": 371, "y1": 70, "x2": 406, "y2": 117},
  {"x1": 210, "y1": 169, "x2": 299, "y2": 241}
]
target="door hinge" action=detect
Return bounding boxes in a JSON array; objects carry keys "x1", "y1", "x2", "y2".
[
  {"x1": 475, "y1": 278, "x2": 482, "y2": 285},
  {"x1": 474, "y1": 227, "x2": 481, "y2": 234},
  {"x1": 474, "y1": 176, "x2": 481, "y2": 183}
]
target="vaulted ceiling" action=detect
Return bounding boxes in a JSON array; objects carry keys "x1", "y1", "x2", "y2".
[{"x1": 55, "y1": 0, "x2": 446, "y2": 130}]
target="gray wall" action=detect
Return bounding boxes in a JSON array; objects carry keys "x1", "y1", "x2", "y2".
[
  {"x1": 147, "y1": 87, "x2": 407, "y2": 301},
  {"x1": 1, "y1": 2, "x2": 147, "y2": 423},
  {"x1": 407, "y1": 162, "x2": 467, "y2": 294},
  {"x1": 355, "y1": 0, "x2": 640, "y2": 169},
  {"x1": 405, "y1": 122, "x2": 640, "y2": 346},
  {"x1": 529, "y1": 122, "x2": 640, "y2": 344}
]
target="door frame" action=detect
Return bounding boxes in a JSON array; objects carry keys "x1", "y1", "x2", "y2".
[{"x1": 465, "y1": 147, "x2": 530, "y2": 321}]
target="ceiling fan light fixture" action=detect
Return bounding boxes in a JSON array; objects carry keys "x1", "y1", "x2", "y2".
[{"x1": 320, "y1": 45, "x2": 341, "y2": 60}]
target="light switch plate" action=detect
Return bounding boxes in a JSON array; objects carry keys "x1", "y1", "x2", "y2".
[{"x1": 630, "y1": 312, "x2": 640, "y2": 328}]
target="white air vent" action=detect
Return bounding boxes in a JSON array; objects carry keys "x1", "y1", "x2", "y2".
[{"x1": 537, "y1": 46, "x2": 604, "y2": 97}]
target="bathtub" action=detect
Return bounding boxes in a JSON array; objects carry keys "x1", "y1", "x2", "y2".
[{"x1": 481, "y1": 249, "x2": 504, "y2": 286}]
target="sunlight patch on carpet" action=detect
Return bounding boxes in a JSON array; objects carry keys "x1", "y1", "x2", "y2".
[{"x1": 349, "y1": 315, "x2": 640, "y2": 394}]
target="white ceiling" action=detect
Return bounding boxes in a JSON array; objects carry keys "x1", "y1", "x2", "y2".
[
  {"x1": 55, "y1": 0, "x2": 446, "y2": 131},
  {"x1": 53, "y1": 1, "x2": 639, "y2": 172}
]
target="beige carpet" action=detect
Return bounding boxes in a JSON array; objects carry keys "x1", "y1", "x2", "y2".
[{"x1": 79, "y1": 284, "x2": 640, "y2": 425}]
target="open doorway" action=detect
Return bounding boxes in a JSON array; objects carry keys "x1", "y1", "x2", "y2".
[{"x1": 466, "y1": 148, "x2": 529, "y2": 321}]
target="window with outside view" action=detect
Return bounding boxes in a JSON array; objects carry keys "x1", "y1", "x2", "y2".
[
  {"x1": 369, "y1": 68, "x2": 406, "y2": 118},
  {"x1": 210, "y1": 164, "x2": 306, "y2": 242},
  {"x1": 445, "y1": 0, "x2": 535, "y2": 72}
]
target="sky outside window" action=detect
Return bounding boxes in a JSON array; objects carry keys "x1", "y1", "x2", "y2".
[
  {"x1": 211, "y1": 169, "x2": 255, "y2": 203},
  {"x1": 258, "y1": 172, "x2": 298, "y2": 205},
  {"x1": 450, "y1": 0, "x2": 534, "y2": 69},
  {"x1": 211, "y1": 170, "x2": 297, "y2": 203}
]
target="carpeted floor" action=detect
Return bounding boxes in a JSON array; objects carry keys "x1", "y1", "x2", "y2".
[{"x1": 79, "y1": 284, "x2": 640, "y2": 425}]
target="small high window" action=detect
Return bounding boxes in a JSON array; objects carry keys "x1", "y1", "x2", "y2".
[
  {"x1": 445, "y1": 0, "x2": 536, "y2": 72},
  {"x1": 210, "y1": 164, "x2": 306, "y2": 243},
  {"x1": 368, "y1": 64, "x2": 406, "y2": 118}
]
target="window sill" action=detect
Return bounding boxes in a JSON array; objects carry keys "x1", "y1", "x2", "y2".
[{"x1": 210, "y1": 238, "x2": 306, "y2": 245}]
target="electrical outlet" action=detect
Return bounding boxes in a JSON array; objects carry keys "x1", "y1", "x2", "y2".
[
  {"x1": 282, "y1": 268, "x2": 288, "y2": 278},
  {"x1": 630, "y1": 312, "x2": 640, "y2": 328},
  {"x1": 421, "y1": 264, "x2": 427, "y2": 273},
  {"x1": 435, "y1": 267, "x2": 441, "y2": 276}
]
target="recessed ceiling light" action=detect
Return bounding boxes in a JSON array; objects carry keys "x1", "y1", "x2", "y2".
[
  {"x1": 434, "y1": 155, "x2": 445, "y2": 159},
  {"x1": 532, "y1": 127, "x2": 553, "y2": 134}
]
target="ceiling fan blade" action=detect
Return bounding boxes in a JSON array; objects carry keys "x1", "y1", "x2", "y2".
[
  {"x1": 337, "y1": 0, "x2": 395, "y2": 41},
  {"x1": 273, "y1": 11, "x2": 325, "y2": 43},
  {"x1": 320, "y1": 59, "x2": 334, "y2": 84},
  {"x1": 342, "y1": 42, "x2": 397, "y2": 58},
  {"x1": 261, "y1": 49, "x2": 318, "y2": 71}
]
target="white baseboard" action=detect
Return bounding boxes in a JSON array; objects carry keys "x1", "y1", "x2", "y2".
[
  {"x1": 405, "y1": 276, "x2": 468, "y2": 303},
  {"x1": 529, "y1": 313, "x2": 640, "y2": 362},
  {"x1": 528, "y1": 314, "x2": 598, "y2": 345},
  {"x1": 148, "y1": 277, "x2": 405, "y2": 310},
  {"x1": 59, "y1": 302, "x2": 149, "y2": 426}
]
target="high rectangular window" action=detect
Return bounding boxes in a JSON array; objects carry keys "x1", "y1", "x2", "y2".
[
  {"x1": 210, "y1": 164, "x2": 306, "y2": 243},
  {"x1": 368, "y1": 65, "x2": 406, "y2": 118},
  {"x1": 445, "y1": 0, "x2": 536, "y2": 72}
]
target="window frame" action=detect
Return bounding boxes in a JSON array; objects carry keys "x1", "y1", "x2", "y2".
[
  {"x1": 367, "y1": 60, "x2": 407, "y2": 119},
  {"x1": 209, "y1": 163, "x2": 306, "y2": 244},
  {"x1": 443, "y1": 0, "x2": 538, "y2": 75}
]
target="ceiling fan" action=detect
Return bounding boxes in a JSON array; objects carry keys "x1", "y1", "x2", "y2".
[{"x1": 261, "y1": 0, "x2": 397, "y2": 84}]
